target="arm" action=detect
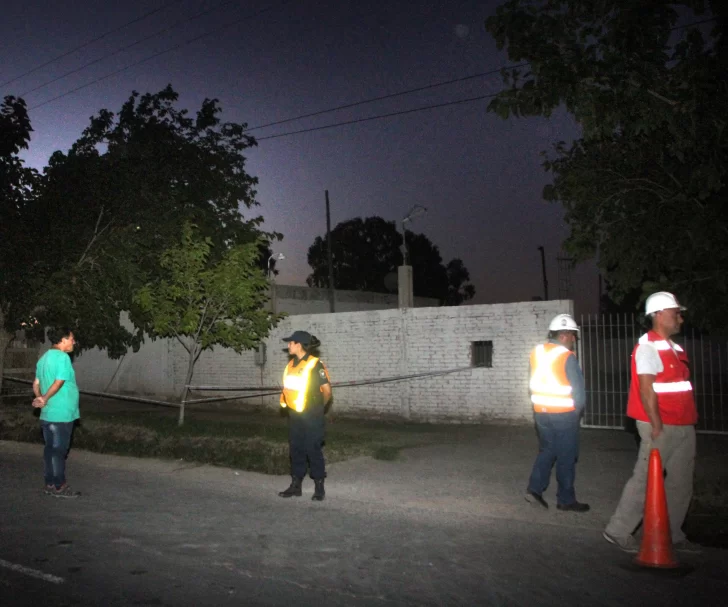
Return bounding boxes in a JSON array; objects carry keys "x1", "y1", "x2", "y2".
[
  {"x1": 564, "y1": 354, "x2": 586, "y2": 413},
  {"x1": 638, "y1": 374, "x2": 662, "y2": 439},
  {"x1": 321, "y1": 383, "x2": 332, "y2": 405},
  {"x1": 33, "y1": 379, "x2": 65, "y2": 408},
  {"x1": 33, "y1": 378, "x2": 41, "y2": 398},
  {"x1": 634, "y1": 343, "x2": 663, "y2": 439}
]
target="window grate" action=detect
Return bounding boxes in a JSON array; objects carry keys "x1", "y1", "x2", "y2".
[{"x1": 471, "y1": 341, "x2": 493, "y2": 368}]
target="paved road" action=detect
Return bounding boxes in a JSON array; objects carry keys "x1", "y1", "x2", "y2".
[{"x1": 1, "y1": 427, "x2": 726, "y2": 606}]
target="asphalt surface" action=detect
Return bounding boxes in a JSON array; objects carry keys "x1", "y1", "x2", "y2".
[{"x1": 1, "y1": 425, "x2": 727, "y2": 606}]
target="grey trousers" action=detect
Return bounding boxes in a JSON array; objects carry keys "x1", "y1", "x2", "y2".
[{"x1": 605, "y1": 421, "x2": 696, "y2": 543}]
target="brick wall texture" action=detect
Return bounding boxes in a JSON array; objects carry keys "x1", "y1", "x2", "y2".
[{"x1": 160, "y1": 300, "x2": 573, "y2": 423}]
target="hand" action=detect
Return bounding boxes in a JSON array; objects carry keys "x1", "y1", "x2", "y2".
[
  {"x1": 650, "y1": 420, "x2": 663, "y2": 441},
  {"x1": 32, "y1": 396, "x2": 46, "y2": 408}
]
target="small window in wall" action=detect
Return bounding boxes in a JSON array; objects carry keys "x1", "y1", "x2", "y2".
[{"x1": 471, "y1": 341, "x2": 493, "y2": 368}]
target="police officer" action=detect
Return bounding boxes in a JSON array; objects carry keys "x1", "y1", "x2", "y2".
[
  {"x1": 278, "y1": 330, "x2": 332, "y2": 501},
  {"x1": 525, "y1": 313, "x2": 589, "y2": 512}
]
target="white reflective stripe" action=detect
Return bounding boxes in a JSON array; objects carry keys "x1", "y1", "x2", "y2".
[
  {"x1": 653, "y1": 381, "x2": 693, "y2": 393},
  {"x1": 283, "y1": 376, "x2": 306, "y2": 390},
  {"x1": 638, "y1": 334, "x2": 684, "y2": 352},
  {"x1": 529, "y1": 381, "x2": 572, "y2": 395},
  {"x1": 531, "y1": 395, "x2": 574, "y2": 408}
]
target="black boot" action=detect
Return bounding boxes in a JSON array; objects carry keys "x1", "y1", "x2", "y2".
[
  {"x1": 278, "y1": 477, "x2": 302, "y2": 497},
  {"x1": 312, "y1": 478, "x2": 325, "y2": 501}
]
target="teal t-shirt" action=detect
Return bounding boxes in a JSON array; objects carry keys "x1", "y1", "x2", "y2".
[{"x1": 36, "y1": 348, "x2": 80, "y2": 422}]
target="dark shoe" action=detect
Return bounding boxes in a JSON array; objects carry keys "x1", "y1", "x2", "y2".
[
  {"x1": 557, "y1": 501, "x2": 590, "y2": 512},
  {"x1": 278, "y1": 477, "x2": 302, "y2": 498},
  {"x1": 312, "y1": 478, "x2": 325, "y2": 501},
  {"x1": 525, "y1": 491, "x2": 548, "y2": 509},
  {"x1": 52, "y1": 484, "x2": 80, "y2": 499}
]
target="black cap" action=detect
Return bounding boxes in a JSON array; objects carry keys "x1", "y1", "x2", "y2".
[{"x1": 282, "y1": 330, "x2": 312, "y2": 346}]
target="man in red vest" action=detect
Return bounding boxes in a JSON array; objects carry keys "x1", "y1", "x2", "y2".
[{"x1": 603, "y1": 292, "x2": 701, "y2": 553}]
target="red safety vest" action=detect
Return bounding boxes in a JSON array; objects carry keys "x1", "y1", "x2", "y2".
[
  {"x1": 529, "y1": 343, "x2": 576, "y2": 413},
  {"x1": 626, "y1": 331, "x2": 697, "y2": 425}
]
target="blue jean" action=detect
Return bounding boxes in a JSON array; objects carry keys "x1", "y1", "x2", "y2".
[
  {"x1": 527, "y1": 410, "x2": 581, "y2": 506},
  {"x1": 41, "y1": 421, "x2": 74, "y2": 488}
]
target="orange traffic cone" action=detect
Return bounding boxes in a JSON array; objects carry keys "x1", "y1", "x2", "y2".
[{"x1": 634, "y1": 448, "x2": 679, "y2": 569}]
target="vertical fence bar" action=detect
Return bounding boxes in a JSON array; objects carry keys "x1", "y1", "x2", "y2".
[
  {"x1": 699, "y1": 327, "x2": 706, "y2": 432},
  {"x1": 709, "y1": 338, "x2": 716, "y2": 433},
  {"x1": 609, "y1": 313, "x2": 615, "y2": 427}
]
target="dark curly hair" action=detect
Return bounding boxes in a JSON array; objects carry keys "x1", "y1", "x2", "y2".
[{"x1": 47, "y1": 326, "x2": 74, "y2": 346}]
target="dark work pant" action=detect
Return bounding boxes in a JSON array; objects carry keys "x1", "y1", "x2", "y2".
[
  {"x1": 527, "y1": 410, "x2": 581, "y2": 506},
  {"x1": 288, "y1": 409, "x2": 326, "y2": 480},
  {"x1": 41, "y1": 421, "x2": 74, "y2": 488}
]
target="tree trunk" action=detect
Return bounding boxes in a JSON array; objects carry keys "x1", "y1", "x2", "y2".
[
  {"x1": 0, "y1": 331, "x2": 12, "y2": 397},
  {"x1": 0, "y1": 305, "x2": 14, "y2": 397},
  {"x1": 179, "y1": 347, "x2": 197, "y2": 427}
]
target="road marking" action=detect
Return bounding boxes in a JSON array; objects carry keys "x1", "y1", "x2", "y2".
[{"x1": 0, "y1": 559, "x2": 64, "y2": 584}]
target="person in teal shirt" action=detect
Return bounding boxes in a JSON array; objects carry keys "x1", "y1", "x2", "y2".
[{"x1": 33, "y1": 327, "x2": 81, "y2": 498}]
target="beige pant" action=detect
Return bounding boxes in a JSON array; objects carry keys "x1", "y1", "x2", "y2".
[{"x1": 605, "y1": 421, "x2": 696, "y2": 543}]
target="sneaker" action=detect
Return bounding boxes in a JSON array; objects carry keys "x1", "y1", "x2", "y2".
[
  {"x1": 603, "y1": 530, "x2": 639, "y2": 553},
  {"x1": 557, "y1": 501, "x2": 590, "y2": 512},
  {"x1": 43, "y1": 485, "x2": 56, "y2": 495},
  {"x1": 52, "y1": 484, "x2": 81, "y2": 499},
  {"x1": 525, "y1": 491, "x2": 548, "y2": 509},
  {"x1": 673, "y1": 539, "x2": 702, "y2": 554}
]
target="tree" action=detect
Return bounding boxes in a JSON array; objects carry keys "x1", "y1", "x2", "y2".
[
  {"x1": 27, "y1": 86, "x2": 277, "y2": 356},
  {"x1": 0, "y1": 96, "x2": 39, "y2": 394},
  {"x1": 485, "y1": 1, "x2": 728, "y2": 329},
  {"x1": 134, "y1": 223, "x2": 280, "y2": 425},
  {"x1": 306, "y1": 216, "x2": 475, "y2": 304}
]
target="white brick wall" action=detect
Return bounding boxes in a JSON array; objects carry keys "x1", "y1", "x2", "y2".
[{"x1": 70, "y1": 300, "x2": 573, "y2": 422}]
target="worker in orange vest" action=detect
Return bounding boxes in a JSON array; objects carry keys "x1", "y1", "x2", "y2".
[{"x1": 525, "y1": 314, "x2": 589, "y2": 512}]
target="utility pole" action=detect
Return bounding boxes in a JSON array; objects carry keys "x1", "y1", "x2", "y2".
[
  {"x1": 537, "y1": 246, "x2": 549, "y2": 300},
  {"x1": 325, "y1": 190, "x2": 335, "y2": 313}
]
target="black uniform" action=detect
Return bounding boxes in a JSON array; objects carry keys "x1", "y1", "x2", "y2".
[{"x1": 286, "y1": 354, "x2": 329, "y2": 480}]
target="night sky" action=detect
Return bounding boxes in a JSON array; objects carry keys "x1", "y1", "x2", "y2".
[{"x1": 3, "y1": 0, "x2": 600, "y2": 314}]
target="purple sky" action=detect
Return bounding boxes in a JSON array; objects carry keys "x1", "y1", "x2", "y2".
[{"x1": 3, "y1": 0, "x2": 600, "y2": 314}]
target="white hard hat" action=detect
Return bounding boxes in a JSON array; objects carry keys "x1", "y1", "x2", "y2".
[
  {"x1": 548, "y1": 313, "x2": 579, "y2": 333},
  {"x1": 645, "y1": 291, "x2": 686, "y2": 315}
]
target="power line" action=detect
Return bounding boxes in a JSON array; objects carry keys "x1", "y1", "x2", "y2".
[
  {"x1": 1, "y1": 0, "x2": 183, "y2": 90},
  {"x1": 20, "y1": 0, "x2": 242, "y2": 97},
  {"x1": 246, "y1": 63, "x2": 528, "y2": 132},
  {"x1": 28, "y1": 0, "x2": 293, "y2": 111},
  {"x1": 253, "y1": 14, "x2": 720, "y2": 143},
  {"x1": 256, "y1": 92, "x2": 501, "y2": 141}
]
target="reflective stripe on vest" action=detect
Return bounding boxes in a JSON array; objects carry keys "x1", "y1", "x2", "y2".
[
  {"x1": 280, "y1": 357, "x2": 319, "y2": 412},
  {"x1": 529, "y1": 344, "x2": 574, "y2": 411},
  {"x1": 653, "y1": 380, "x2": 693, "y2": 394},
  {"x1": 637, "y1": 334, "x2": 693, "y2": 395}
]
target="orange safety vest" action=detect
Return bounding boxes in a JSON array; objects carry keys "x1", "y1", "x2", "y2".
[
  {"x1": 626, "y1": 331, "x2": 697, "y2": 425},
  {"x1": 280, "y1": 356, "x2": 328, "y2": 413},
  {"x1": 529, "y1": 343, "x2": 576, "y2": 413}
]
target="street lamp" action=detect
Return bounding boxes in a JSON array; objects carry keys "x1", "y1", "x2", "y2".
[
  {"x1": 268, "y1": 252, "x2": 285, "y2": 279},
  {"x1": 400, "y1": 204, "x2": 428, "y2": 265}
]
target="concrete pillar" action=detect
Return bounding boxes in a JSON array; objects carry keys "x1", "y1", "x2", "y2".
[{"x1": 398, "y1": 265, "x2": 413, "y2": 308}]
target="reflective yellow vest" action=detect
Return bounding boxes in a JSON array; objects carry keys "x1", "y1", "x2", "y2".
[
  {"x1": 280, "y1": 356, "x2": 322, "y2": 413},
  {"x1": 529, "y1": 343, "x2": 575, "y2": 413}
]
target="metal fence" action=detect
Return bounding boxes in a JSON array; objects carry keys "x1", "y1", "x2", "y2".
[
  {"x1": 578, "y1": 314, "x2": 727, "y2": 434},
  {"x1": 0, "y1": 343, "x2": 39, "y2": 397}
]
